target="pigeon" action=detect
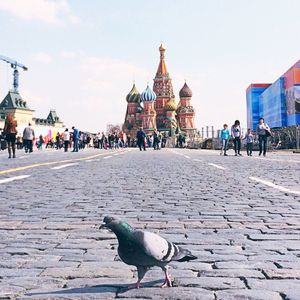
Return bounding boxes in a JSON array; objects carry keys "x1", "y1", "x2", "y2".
[{"x1": 100, "y1": 216, "x2": 197, "y2": 288}]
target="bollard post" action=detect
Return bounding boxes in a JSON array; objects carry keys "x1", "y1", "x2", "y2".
[{"x1": 297, "y1": 125, "x2": 300, "y2": 150}]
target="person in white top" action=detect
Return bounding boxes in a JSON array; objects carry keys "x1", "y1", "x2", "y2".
[
  {"x1": 256, "y1": 118, "x2": 271, "y2": 156},
  {"x1": 63, "y1": 128, "x2": 70, "y2": 152},
  {"x1": 231, "y1": 120, "x2": 242, "y2": 156}
]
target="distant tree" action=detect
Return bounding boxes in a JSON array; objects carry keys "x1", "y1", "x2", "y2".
[{"x1": 106, "y1": 123, "x2": 122, "y2": 135}]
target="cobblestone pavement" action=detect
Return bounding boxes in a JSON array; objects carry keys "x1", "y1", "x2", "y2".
[{"x1": 0, "y1": 148, "x2": 299, "y2": 299}]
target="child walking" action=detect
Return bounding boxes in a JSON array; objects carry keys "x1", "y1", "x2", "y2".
[
  {"x1": 220, "y1": 124, "x2": 230, "y2": 156},
  {"x1": 245, "y1": 128, "x2": 254, "y2": 156}
]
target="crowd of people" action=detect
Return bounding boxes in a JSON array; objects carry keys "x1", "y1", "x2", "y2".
[
  {"x1": 0, "y1": 114, "x2": 272, "y2": 159},
  {"x1": 0, "y1": 114, "x2": 93, "y2": 158},
  {"x1": 219, "y1": 118, "x2": 271, "y2": 157}
]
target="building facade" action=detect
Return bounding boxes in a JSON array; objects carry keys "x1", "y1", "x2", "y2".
[
  {"x1": 123, "y1": 45, "x2": 196, "y2": 137},
  {"x1": 0, "y1": 90, "x2": 64, "y2": 137},
  {"x1": 247, "y1": 60, "x2": 300, "y2": 130}
]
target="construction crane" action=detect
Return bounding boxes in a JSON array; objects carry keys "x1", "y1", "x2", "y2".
[{"x1": 0, "y1": 54, "x2": 28, "y2": 93}]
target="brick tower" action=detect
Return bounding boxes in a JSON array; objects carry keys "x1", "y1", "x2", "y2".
[
  {"x1": 140, "y1": 85, "x2": 157, "y2": 134},
  {"x1": 153, "y1": 44, "x2": 174, "y2": 131},
  {"x1": 177, "y1": 82, "x2": 196, "y2": 134},
  {"x1": 123, "y1": 83, "x2": 142, "y2": 136}
]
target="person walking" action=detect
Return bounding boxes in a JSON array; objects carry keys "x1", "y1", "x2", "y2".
[
  {"x1": 3, "y1": 114, "x2": 18, "y2": 158},
  {"x1": 38, "y1": 134, "x2": 44, "y2": 150},
  {"x1": 136, "y1": 127, "x2": 146, "y2": 151},
  {"x1": 72, "y1": 126, "x2": 79, "y2": 152},
  {"x1": 63, "y1": 128, "x2": 70, "y2": 152},
  {"x1": 220, "y1": 124, "x2": 230, "y2": 156},
  {"x1": 244, "y1": 128, "x2": 254, "y2": 156},
  {"x1": 55, "y1": 132, "x2": 61, "y2": 149},
  {"x1": 153, "y1": 130, "x2": 160, "y2": 150},
  {"x1": 256, "y1": 117, "x2": 271, "y2": 156},
  {"x1": 23, "y1": 122, "x2": 35, "y2": 153},
  {"x1": 231, "y1": 120, "x2": 242, "y2": 156}
]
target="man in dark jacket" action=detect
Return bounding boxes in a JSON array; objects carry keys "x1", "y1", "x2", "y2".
[
  {"x1": 72, "y1": 126, "x2": 79, "y2": 152},
  {"x1": 136, "y1": 127, "x2": 146, "y2": 151}
]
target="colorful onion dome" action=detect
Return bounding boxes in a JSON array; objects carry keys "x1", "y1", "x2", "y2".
[
  {"x1": 141, "y1": 85, "x2": 157, "y2": 102},
  {"x1": 165, "y1": 98, "x2": 177, "y2": 111},
  {"x1": 126, "y1": 83, "x2": 140, "y2": 103},
  {"x1": 179, "y1": 82, "x2": 193, "y2": 98}
]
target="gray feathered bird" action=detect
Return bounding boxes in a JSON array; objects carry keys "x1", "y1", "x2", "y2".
[{"x1": 100, "y1": 216, "x2": 197, "y2": 288}]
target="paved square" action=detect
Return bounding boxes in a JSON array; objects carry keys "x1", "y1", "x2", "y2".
[{"x1": 0, "y1": 148, "x2": 299, "y2": 299}]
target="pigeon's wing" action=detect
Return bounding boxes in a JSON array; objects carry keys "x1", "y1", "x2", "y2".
[
  {"x1": 132, "y1": 230, "x2": 176, "y2": 262},
  {"x1": 133, "y1": 230, "x2": 197, "y2": 263}
]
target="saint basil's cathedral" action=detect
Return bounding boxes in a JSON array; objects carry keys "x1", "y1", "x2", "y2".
[{"x1": 123, "y1": 44, "x2": 196, "y2": 137}]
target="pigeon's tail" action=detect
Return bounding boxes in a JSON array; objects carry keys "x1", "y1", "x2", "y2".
[{"x1": 177, "y1": 254, "x2": 197, "y2": 262}]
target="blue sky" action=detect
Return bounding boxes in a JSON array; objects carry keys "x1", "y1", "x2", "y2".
[{"x1": 0, "y1": 0, "x2": 300, "y2": 132}]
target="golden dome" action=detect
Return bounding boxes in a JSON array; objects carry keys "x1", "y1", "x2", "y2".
[{"x1": 165, "y1": 98, "x2": 177, "y2": 111}]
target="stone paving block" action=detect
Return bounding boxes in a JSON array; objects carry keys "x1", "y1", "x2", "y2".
[
  {"x1": 264, "y1": 269, "x2": 300, "y2": 279},
  {"x1": 0, "y1": 285, "x2": 26, "y2": 298},
  {"x1": 20, "y1": 287, "x2": 117, "y2": 300},
  {"x1": 0, "y1": 268, "x2": 42, "y2": 277},
  {"x1": 199, "y1": 269, "x2": 265, "y2": 279},
  {"x1": 41, "y1": 265, "x2": 133, "y2": 279},
  {"x1": 214, "y1": 261, "x2": 275, "y2": 270},
  {"x1": 248, "y1": 234, "x2": 300, "y2": 241},
  {"x1": 172, "y1": 261, "x2": 212, "y2": 271},
  {"x1": 216, "y1": 289, "x2": 283, "y2": 300},
  {"x1": 247, "y1": 278, "x2": 300, "y2": 293},
  {"x1": 176, "y1": 276, "x2": 246, "y2": 289},
  {"x1": 116, "y1": 287, "x2": 215, "y2": 299},
  {"x1": 2, "y1": 276, "x2": 65, "y2": 290}
]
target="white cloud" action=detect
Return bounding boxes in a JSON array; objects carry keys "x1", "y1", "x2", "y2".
[
  {"x1": 21, "y1": 89, "x2": 51, "y2": 115},
  {"x1": 79, "y1": 56, "x2": 149, "y2": 92},
  {"x1": 60, "y1": 50, "x2": 81, "y2": 59},
  {"x1": 32, "y1": 52, "x2": 53, "y2": 63},
  {"x1": 0, "y1": 0, "x2": 80, "y2": 25}
]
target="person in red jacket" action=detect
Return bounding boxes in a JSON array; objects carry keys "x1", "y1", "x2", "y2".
[{"x1": 3, "y1": 114, "x2": 18, "y2": 158}]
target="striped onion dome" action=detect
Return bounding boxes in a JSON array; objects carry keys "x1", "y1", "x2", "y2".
[
  {"x1": 141, "y1": 85, "x2": 157, "y2": 102},
  {"x1": 165, "y1": 98, "x2": 177, "y2": 111},
  {"x1": 126, "y1": 83, "x2": 141, "y2": 103},
  {"x1": 179, "y1": 82, "x2": 193, "y2": 98}
]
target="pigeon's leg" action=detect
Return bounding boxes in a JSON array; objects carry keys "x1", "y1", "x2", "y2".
[
  {"x1": 130, "y1": 266, "x2": 148, "y2": 289},
  {"x1": 161, "y1": 266, "x2": 172, "y2": 288}
]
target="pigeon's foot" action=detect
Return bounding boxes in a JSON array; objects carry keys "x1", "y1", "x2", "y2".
[{"x1": 161, "y1": 275, "x2": 172, "y2": 288}]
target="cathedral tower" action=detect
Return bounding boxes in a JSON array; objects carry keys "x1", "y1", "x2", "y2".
[
  {"x1": 123, "y1": 83, "x2": 142, "y2": 135},
  {"x1": 153, "y1": 44, "x2": 174, "y2": 130},
  {"x1": 177, "y1": 82, "x2": 196, "y2": 134},
  {"x1": 140, "y1": 85, "x2": 157, "y2": 134}
]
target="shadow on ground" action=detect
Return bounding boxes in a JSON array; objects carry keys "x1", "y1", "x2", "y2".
[{"x1": 25, "y1": 280, "x2": 163, "y2": 297}]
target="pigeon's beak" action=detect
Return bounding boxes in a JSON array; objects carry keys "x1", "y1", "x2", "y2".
[{"x1": 99, "y1": 223, "x2": 107, "y2": 229}]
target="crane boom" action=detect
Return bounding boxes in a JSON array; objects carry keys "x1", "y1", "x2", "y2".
[
  {"x1": 0, "y1": 54, "x2": 28, "y2": 70},
  {"x1": 0, "y1": 54, "x2": 28, "y2": 92}
]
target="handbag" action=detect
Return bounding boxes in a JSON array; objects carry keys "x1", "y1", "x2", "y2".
[{"x1": 266, "y1": 130, "x2": 271, "y2": 137}]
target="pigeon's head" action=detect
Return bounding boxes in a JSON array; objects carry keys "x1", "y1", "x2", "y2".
[
  {"x1": 100, "y1": 216, "x2": 119, "y2": 230},
  {"x1": 100, "y1": 216, "x2": 133, "y2": 234}
]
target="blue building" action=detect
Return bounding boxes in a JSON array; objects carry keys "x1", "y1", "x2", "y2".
[
  {"x1": 246, "y1": 84, "x2": 270, "y2": 130},
  {"x1": 247, "y1": 60, "x2": 300, "y2": 130}
]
